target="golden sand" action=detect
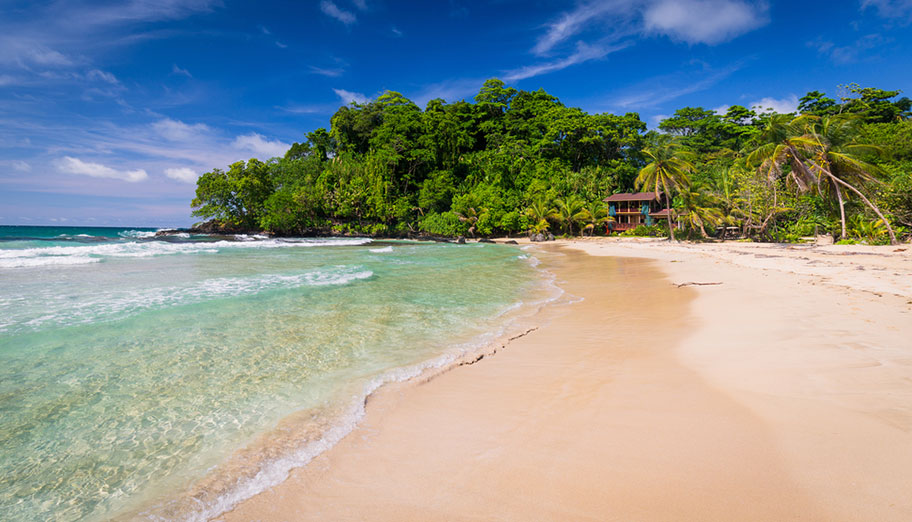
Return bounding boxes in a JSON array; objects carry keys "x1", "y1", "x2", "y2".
[{"x1": 217, "y1": 240, "x2": 912, "y2": 521}]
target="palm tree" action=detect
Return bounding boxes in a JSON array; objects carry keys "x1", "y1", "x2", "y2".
[
  {"x1": 678, "y1": 184, "x2": 724, "y2": 238},
  {"x1": 747, "y1": 114, "x2": 897, "y2": 244},
  {"x1": 745, "y1": 114, "x2": 819, "y2": 194},
  {"x1": 524, "y1": 197, "x2": 558, "y2": 235},
  {"x1": 804, "y1": 114, "x2": 896, "y2": 244},
  {"x1": 580, "y1": 199, "x2": 614, "y2": 236},
  {"x1": 455, "y1": 207, "x2": 482, "y2": 237},
  {"x1": 636, "y1": 135, "x2": 694, "y2": 241},
  {"x1": 553, "y1": 195, "x2": 588, "y2": 236}
]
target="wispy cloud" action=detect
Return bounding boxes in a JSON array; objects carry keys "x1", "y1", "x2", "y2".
[
  {"x1": 391, "y1": 26, "x2": 404, "y2": 37},
  {"x1": 309, "y1": 65, "x2": 345, "y2": 77},
  {"x1": 505, "y1": 40, "x2": 632, "y2": 81},
  {"x1": 171, "y1": 64, "x2": 192, "y2": 78},
  {"x1": 534, "y1": 0, "x2": 768, "y2": 55},
  {"x1": 352, "y1": 0, "x2": 368, "y2": 10},
  {"x1": 276, "y1": 103, "x2": 335, "y2": 114},
  {"x1": 55, "y1": 156, "x2": 149, "y2": 183},
  {"x1": 809, "y1": 34, "x2": 889, "y2": 63},
  {"x1": 333, "y1": 88, "x2": 370, "y2": 105},
  {"x1": 1, "y1": 160, "x2": 31, "y2": 172},
  {"x1": 410, "y1": 77, "x2": 486, "y2": 107},
  {"x1": 862, "y1": 0, "x2": 912, "y2": 20},
  {"x1": 86, "y1": 69, "x2": 119, "y2": 84},
  {"x1": 533, "y1": 2, "x2": 623, "y2": 55},
  {"x1": 606, "y1": 63, "x2": 742, "y2": 110},
  {"x1": 320, "y1": 1, "x2": 356, "y2": 25}
]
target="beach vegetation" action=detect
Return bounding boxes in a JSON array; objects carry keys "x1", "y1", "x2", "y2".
[{"x1": 190, "y1": 79, "x2": 911, "y2": 243}]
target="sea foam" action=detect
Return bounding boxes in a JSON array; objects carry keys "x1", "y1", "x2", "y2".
[
  {"x1": 0, "y1": 237, "x2": 373, "y2": 269},
  {"x1": 0, "y1": 267, "x2": 373, "y2": 333}
]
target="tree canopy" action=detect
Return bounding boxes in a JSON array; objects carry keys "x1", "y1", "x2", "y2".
[{"x1": 191, "y1": 80, "x2": 911, "y2": 244}]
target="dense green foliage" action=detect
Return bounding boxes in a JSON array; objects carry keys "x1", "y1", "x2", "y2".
[{"x1": 192, "y1": 79, "x2": 911, "y2": 243}]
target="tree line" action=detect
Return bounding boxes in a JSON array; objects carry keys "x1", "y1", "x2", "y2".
[{"x1": 191, "y1": 80, "x2": 912, "y2": 244}]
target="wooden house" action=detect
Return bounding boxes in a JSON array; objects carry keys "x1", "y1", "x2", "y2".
[{"x1": 603, "y1": 192, "x2": 671, "y2": 233}]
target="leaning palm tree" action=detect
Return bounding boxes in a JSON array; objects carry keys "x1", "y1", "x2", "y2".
[
  {"x1": 745, "y1": 114, "x2": 820, "y2": 194},
  {"x1": 678, "y1": 184, "x2": 725, "y2": 238},
  {"x1": 580, "y1": 199, "x2": 614, "y2": 236},
  {"x1": 636, "y1": 135, "x2": 694, "y2": 241},
  {"x1": 804, "y1": 114, "x2": 896, "y2": 244},
  {"x1": 524, "y1": 197, "x2": 558, "y2": 235},
  {"x1": 553, "y1": 195, "x2": 588, "y2": 236}
]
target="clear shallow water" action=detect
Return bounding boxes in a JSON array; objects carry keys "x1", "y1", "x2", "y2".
[{"x1": 0, "y1": 227, "x2": 544, "y2": 521}]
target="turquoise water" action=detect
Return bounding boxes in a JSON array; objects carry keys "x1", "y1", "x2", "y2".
[{"x1": 0, "y1": 227, "x2": 545, "y2": 521}]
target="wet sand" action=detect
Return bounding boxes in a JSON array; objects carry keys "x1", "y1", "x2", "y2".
[{"x1": 217, "y1": 241, "x2": 912, "y2": 521}]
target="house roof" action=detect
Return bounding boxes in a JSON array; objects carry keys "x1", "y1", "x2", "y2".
[
  {"x1": 649, "y1": 208, "x2": 673, "y2": 217},
  {"x1": 603, "y1": 192, "x2": 663, "y2": 202}
]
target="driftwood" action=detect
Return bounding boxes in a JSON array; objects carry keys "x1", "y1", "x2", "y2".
[{"x1": 674, "y1": 282, "x2": 723, "y2": 288}]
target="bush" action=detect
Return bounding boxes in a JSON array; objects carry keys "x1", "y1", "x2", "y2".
[
  {"x1": 418, "y1": 212, "x2": 464, "y2": 236},
  {"x1": 619, "y1": 224, "x2": 665, "y2": 237}
]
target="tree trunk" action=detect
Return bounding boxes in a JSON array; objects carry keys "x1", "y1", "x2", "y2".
[
  {"x1": 834, "y1": 183, "x2": 847, "y2": 240},
  {"x1": 665, "y1": 193, "x2": 675, "y2": 242},
  {"x1": 825, "y1": 171, "x2": 897, "y2": 245}
]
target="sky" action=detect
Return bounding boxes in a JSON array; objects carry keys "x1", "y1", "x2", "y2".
[{"x1": 1, "y1": 0, "x2": 911, "y2": 227}]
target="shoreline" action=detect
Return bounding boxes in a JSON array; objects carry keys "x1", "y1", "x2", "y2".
[
  {"x1": 215, "y1": 239, "x2": 912, "y2": 521},
  {"x1": 122, "y1": 243, "x2": 563, "y2": 522}
]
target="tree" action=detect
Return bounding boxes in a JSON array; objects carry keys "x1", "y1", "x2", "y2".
[
  {"x1": 677, "y1": 183, "x2": 724, "y2": 238},
  {"x1": 580, "y1": 199, "x2": 613, "y2": 236},
  {"x1": 524, "y1": 197, "x2": 558, "y2": 235},
  {"x1": 804, "y1": 114, "x2": 897, "y2": 243},
  {"x1": 636, "y1": 135, "x2": 694, "y2": 241},
  {"x1": 553, "y1": 195, "x2": 588, "y2": 236}
]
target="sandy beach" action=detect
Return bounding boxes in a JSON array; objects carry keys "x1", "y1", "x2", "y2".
[{"x1": 217, "y1": 239, "x2": 912, "y2": 521}]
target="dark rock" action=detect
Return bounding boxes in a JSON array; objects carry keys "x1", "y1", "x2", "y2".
[
  {"x1": 547, "y1": 232, "x2": 555, "y2": 241},
  {"x1": 531, "y1": 233, "x2": 545, "y2": 242},
  {"x1": 478, "y1": 238, "x2": 495, "y2": 243},
  {"x1": 456, "y1": 236, "x2": 466, "y2": 244},
  {"x1": 504, "y1": 240, "x2": 519, "y2": 245}
]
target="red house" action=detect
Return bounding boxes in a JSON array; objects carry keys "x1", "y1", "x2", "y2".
[{"x1": 603, "y1": 192, "x2": 671, "y2": 233}]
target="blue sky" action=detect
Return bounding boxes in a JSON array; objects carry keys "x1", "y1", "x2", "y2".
[{"x1": 1, "y1": 0, "x2": 911, "y2": 227}]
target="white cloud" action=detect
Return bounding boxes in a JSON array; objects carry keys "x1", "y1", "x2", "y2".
[
  {"x1": 86, "y1": 69, "x2": 119, "y2": 84},
  {"x1": 862, "y1": 0, "x2": 912, "y2": 19},
  {"x1": 607, "y1": 64, "x2": 742, "y2": 110},
  {"x1": 352, "y1": 0, "x2": 368, "y2": 10},
  {"x1": 275, "y1": 41, "x2": 288, "y2": 48},
  {"x1": 152, "y1": 118, "x2": 211, "y2": 141},
  {"x1": 232, "y1": 133, "x2": 290, "y2": 158},
  {"x1": 713, "y1": 104, "x2": 731, "y2": 115},
  {"x1": 534, "y1": 0, "x2": 768, "y2": 55},
  {"x1": 310, "y1": 65, "x2": 345, "y2": 77},
  {"x1": 643, "y1": 0, "x2": 768, "y2": 45},
  {"x1": 750, "y1": 94, "x2": 798, "y2": 114},
  {"x1": 391, "y1": 27, "x2": 403, "y2": 37},
  {"x1": 320, "y1": 1, "x2": 356, "y2": 24},
  {"x1": 505, "y1": 40, "x2": 632, "y2": 81},
  {"x1": 533, "y1": 2, "x2": 621, "y2": 55},
  {"x1": 333, "y1": 88, "x2": 370, "y2": 105},
  {"x1": 55, "y1": 156, "x2": 148, "y2": 182},
  {"x1": 0, "y1": 74, "x2": 16, "y2": 86},
  {"x1": 171, "y1": 63, "x2": 192, "y2": 77},
  {"x1": 164, "y1": 167, "x2": 198, "y2": 183},
  {"x1": 0, "y1": 40, "x2": 74, "y2": 67},
  {"x1": 2, "y1": 160, "x2": 31, "y2": 172}
]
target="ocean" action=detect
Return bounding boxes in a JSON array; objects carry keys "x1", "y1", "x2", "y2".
[{"x1": 0, "y1": 226, "x2": 552, "y2": 521}]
